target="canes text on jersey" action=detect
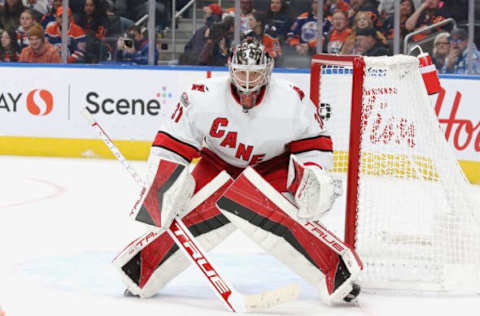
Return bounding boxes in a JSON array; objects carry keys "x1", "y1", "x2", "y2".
[{"x1": 210, "y1": 117, "x2": 266, "y2": 165}]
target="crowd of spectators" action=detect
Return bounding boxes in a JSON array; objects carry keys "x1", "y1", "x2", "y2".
[
  {"x1": 0, "y1": 0, "x2": 164, "y2": 64},
  {"x1": 178, "y1": 0, "x2": 479, "y2": 74},
  {"x1": 0, "y1": 0, "x2": 478, "y2": 74}
]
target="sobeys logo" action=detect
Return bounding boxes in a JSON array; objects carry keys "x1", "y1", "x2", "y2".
[
  {"x1": 0, "y1": 89, "x2": 54, "y2": 116},
  {"x1": 26, "y1": 89, "x2": 54, "y2": 116}
]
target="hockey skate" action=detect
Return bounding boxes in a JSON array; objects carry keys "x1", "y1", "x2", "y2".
[{"x1": 123, "y1": 289, "x2": 140, "y2": 298}]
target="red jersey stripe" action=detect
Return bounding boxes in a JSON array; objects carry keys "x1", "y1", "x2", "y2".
[
  {"x1": 152, "y1": 131, "x2": 199, "y2": 162},
  {"x1": 289, "y1": 135, "x2": 333, "y2": 154}
]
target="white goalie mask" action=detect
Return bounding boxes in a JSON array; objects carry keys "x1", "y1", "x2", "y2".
[{"x1": 228, "y1": 38, "x2": 274, "y2": 111}]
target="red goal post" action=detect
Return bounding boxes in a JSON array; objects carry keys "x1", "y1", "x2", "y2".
[
  {"x1": 310, "y1": 54, "x2": 365, "y2": 249},
  {"x1": 309, "y1": 54, "x2": 480, "y2": 293}
]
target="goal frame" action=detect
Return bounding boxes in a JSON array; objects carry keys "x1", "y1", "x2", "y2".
[{"x1": 310, "y1": 54, "x2": 365, "y2": 248}]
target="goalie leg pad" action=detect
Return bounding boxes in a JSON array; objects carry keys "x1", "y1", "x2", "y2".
[
  {"x1": 217, "y1": 167, "x2": 362, "y2": 305},
  {"x1": 131, "y1": 159, "x2": 195, "y2": 230},
  {"x1": 113, "y1": 222, "x2": 235, "y2": 298},
  {"x1": 114, "y1": 171, "x2": 234, "y2": 298}
]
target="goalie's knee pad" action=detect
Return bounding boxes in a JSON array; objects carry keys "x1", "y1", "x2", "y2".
[
  {"x1": 114, "y1": 171, "x2": 235, "y2": 298},
  {"x1": 113, "y1": 217, "x2": 235, "y2": 298}
]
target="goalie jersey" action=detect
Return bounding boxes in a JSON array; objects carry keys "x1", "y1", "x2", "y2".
[{"x1": 152, "y1": 76, "x2": 333, "y2": 177}]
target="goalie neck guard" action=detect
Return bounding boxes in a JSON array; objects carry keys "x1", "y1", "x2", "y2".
[{"x1": 229, "y1": 37, "x2": 274, "y2": 112}]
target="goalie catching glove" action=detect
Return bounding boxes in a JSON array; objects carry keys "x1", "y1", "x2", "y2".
[
  {"x1": 287, "y1": 155, "x2": 341, "y2": 220},
  {"x1": 129, "y1": 158, "x2": 195, "y2": 230}
]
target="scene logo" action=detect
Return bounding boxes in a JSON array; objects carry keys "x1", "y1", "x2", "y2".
[
  {"x1": 85, "y1": 90, "x2": 165, "y2": 116},
  {"x1": 26, "y1": 89, "x2": 54, "y2": 116}
]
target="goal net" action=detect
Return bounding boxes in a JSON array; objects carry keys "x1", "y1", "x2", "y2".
[{"x1": 310, "y1": 54, "x2": 480, "y2": 293}]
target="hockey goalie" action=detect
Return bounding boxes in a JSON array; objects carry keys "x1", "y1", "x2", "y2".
[{"x1": 113, "y1": 37, "x2": 362, "y2": 305}]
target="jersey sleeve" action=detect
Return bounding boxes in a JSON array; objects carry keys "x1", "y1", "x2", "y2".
[
  {"x1": 287, "y1": 87, "x2": 333, "y2": 171},
  {"x1": 149, "y1": 88, "x2": 203, "y2": 165}
]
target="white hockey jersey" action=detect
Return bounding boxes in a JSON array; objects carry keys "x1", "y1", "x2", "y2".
[{"x1": 151, "y1": 76, "x2": 333, "y2": 171}]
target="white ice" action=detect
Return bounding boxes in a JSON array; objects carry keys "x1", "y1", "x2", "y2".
[{"x1": 0, "y1": 156, "x2": 479, "y2": 316}]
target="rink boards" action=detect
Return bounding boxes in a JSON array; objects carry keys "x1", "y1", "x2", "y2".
[{"x1": 0, "y1": 64, "x2": 478, "y2": 183}]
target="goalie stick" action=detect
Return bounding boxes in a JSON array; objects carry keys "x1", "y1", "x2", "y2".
[{"x1": 82, "y1": 108, "x2": 300, "y2": 313}]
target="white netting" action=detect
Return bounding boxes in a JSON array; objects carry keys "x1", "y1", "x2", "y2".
[{"x1": 314, "y1": 55, "x2": 480, "y2": 293}]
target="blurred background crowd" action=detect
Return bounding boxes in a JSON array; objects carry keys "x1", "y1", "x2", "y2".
[{"x1": 0, "y1": 0, "x2": 478, "y2": 74}]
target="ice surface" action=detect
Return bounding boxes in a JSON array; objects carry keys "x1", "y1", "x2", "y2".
[{"x1": 0, "y1": 156, "x2": 479, "y2": 316}]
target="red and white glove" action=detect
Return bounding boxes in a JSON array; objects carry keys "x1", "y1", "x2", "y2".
[{"x1": 287, "y1": 155, "x2": 341, "y2": 220}]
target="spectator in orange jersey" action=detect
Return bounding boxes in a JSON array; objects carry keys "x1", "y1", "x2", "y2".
[
  {"x1": 40, "y1": 0, "x2": 61, "y2": 30},
  {"x1": 324, "y1": 9, "x2": 351, "y2": 53},
  {"x1": 245, "y1": 11, "x2": 281, "y2": 60},
  {"x1": 16, "y1": 8, "x2": 36, "y2": 52},
  {"x1": 0, "y1": 27, "x2": 19, "y2": 61},
  {"x1": 19, "y1": 23, "x2": 61, "y2": 63},
  {"x1": 45, "y1": 6, "x2": 86, "y2": 63},
  {"x1": 405, "y1": 0, "x2": 451, "y2": 42}
]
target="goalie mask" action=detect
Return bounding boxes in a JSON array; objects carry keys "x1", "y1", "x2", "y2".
[{"x1": 229, "y1": 38, "x2": 274, "y2": 111}]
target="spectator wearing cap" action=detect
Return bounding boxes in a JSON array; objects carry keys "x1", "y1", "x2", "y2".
[
  {"x1": 442, "y1": 28, "x2": 480, "y2": 74},
  {"x1": 19, "y1": 22, "x2": 60, "y2": 62},
  {"x1": 178, "y1": 4, "x2": 223, "y2": 65},
  {"x1": 204, "y1": 3, "x2": 223, "y2": 26},
  {"x1": 45, "y1": 6, "x2": 86, "y2": 62},
  {"x1": 354, "y1": 26, "x2": 391, "y2": 56}
]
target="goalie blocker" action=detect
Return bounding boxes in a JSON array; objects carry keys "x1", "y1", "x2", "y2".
[
  {"x1": 217, "y1": 167, "x2": 362, "y2": 305},
  {"x1": 129, "y1": 158, "x2": 195, "y2": 230}
]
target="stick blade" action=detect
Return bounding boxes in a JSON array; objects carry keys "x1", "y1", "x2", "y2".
[{"x1": 243, "y1": 283, "x2": 300, "y2": 312}]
